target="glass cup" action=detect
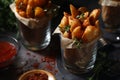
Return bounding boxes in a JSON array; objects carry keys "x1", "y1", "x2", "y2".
[
  {"x1": 100, "y1": 0, "x2": 120, "y2": 28},
  {"x1": 18, "y1": 17, "x2": 51, "y2": 51},
  {"x1": 17, "y1": 5, "x2": 60, "y2": 51},
  {"x1": 100, "y1": 0, "x2": 120, "y2": 42},
  {"x1": 62, "y1": 41, "x2": 97, "y2": 74}
]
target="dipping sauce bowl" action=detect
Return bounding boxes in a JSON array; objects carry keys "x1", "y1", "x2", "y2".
[{"x1": 0, "y1": 34, "x2": 19, "y2": 68}]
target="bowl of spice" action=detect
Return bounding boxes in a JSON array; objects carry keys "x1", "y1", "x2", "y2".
[
  {"x1": 18, "y1": 69, "x2": 56, "y2": 80},
  {"x1": 0, "y1": 34, "x2": 19, "y2": 68}
]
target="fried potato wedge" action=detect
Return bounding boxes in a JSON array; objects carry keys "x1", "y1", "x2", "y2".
[
  {"x1": 34, "y1": 7, "x2": 45, "y2": 18},
  {"x1": 18, "y1": 10, "x2": 26, "y2": 17},
  {"x1": 82, "y1": 25, "x2": 100, "y2": 43},
  {"x1": 34, "y1": 0, "x2": 48, "y2": 7},
  {"x1": 82, "y1": 17, "x2": 90, "y2": 28},
  {"x1": 89, "y1": 9, "x2": 101, "y2": 25},
  {"x1": 78, "y1": 7, "x2": 88, "y2": 13},
  {"x1": 26, "y1": 4, "x2": 34, "y2": 18},
  {"x1": 15, "y1": 0, "x2": 50, "y2": 18},
  {"x1": 23, "y1": 0, "x2": 28, "y2": 5},
  {"x1": 28, "y1": 0, "x2": 34, "y2": 6},
  {"x1": 63, "y1": 31, "x2": 71, "y2": 39},
  {"x1": 70, "y1": 4, "x2": 79, "y2": 18},
  {"x1": 15, "y1": 0, "x2": 22, "y2": 7},
  {"x1": 59, "y1": 15, "x2": 69, "y2": 28},
  {"x1": 79, "y1": 11, "x2": 89, "y2": 22},
  {"x1": 72, "y1": 26, "x2": 83, "y2": 40},
  {"x1": 69, "y1": 17, "x2": 81, "y2": 32}
]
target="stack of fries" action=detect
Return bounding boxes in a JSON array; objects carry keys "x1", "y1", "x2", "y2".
[
  {"x1": 59, "y1": 4, "x2": 101, "y2": 43},
  {"x1": 15, "y1": 0, "x2": 51, "y2": 18}
]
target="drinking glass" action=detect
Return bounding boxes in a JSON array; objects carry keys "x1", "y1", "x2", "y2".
[
  {"x1": 17, "y1": 5, "x2": 60, "y2": 51},
  {"x1": 100, "y1": 0, "x2": 120, "y2": 43},
  {"x1": 18, "y1": 17, "x2": 51, "y2": 51},
  {"x1": 62, "y1": 41, "x2": 97, "y2": 74}
]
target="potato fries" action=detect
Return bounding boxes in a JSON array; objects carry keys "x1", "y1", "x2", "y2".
[
  {"x1": 59, "y1": 4, "x2": 101, "y2": 43},
  {"x1": 70, "y1": 4, "x2": 79, "y2": 18},
  {"x1": 15, "y1": 0, "x2": 50, "y2": 18}
]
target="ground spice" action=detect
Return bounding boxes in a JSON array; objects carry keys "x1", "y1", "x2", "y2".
[
  {"x1": 25, "y1": 51, "x2": 58, "y2": 75},
  {"x1": 33, "y1": 62, "x2": 39, "y2": 69},
  {"x1": 40, "y1": 56, "x2": 58, "y2": 75},
  {"x1": 26, "y1": 52, "x2": 31, "y2": 56},
  {"x1": 46, "y1": 63, "x2": 53, "y2": 71},
  {"x1": 26, "y1": 72, "x2": 48, "y2": 80}
]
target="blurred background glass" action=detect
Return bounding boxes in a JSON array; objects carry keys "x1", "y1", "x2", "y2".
[{"x1": 100, "y1": 0, "x2": 120, "y2": 43}]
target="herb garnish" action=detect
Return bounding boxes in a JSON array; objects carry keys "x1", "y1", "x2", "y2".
[
  {"x1": 73, "y1": 38, "x2": 83, "y2": 48},
  {"x1": 59, "y1": 25, "x2": 70, "y2": 33},
  {"x1": 64, "y1": 25, "x2": 70, "y2": 32},
  {"x1": 76, "y1": 13, "x2": 84, "y2": 19}
]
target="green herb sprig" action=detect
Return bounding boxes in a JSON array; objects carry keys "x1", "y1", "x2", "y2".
[
  {"x1": 64, "y1": 25, "x2": 70, "y2": 32},
  {"x1": 76, "y1": 13, "x2": 84, "y2": 19},
  {"x1": 73, "y1": 38, "x2": 83, "y2": 48},
  {"x1": 59, "y1": 25, "x2": 70, "y2": 33}
]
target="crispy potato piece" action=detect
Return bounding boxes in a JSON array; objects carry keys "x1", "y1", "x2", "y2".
[
  {"x1": 63, "y1": 31, "x2": 71, "y2": 39},
  {"x1": 34, "y1": 0, "x2": 48, "y2": 7},
  {"x1": 63, "y1": 12, "x2": 70, "y2": 17},
  {"x1": 90, "y1": 9, "x2": 101, "y2": 20},
  {"x1": 69, "y1": 17, "x2": 81, "y2": 32},
  {"x1": 28, "y1": 0, "x2": 35, "y2": 6},
  {"x1": 82, "y1": 17, "x2": 90, "y2": 28},
  {"x1": 18, "y1": 10, "x2": 26, "y2": 17},
  {"x1": 68, "y1": 16, "x2": 73, "y2": 26},
  {"x1": 78, "y1": 7, "x2": 87, "y2": 13},
  {"x1": 23, "y1": 0, "x2": 28, "y2": 5},
  {"x1": 89, "y1": 9, "x2": 101, "y2": 25},
  {"x1": 79, "y1": 11, "x2": 89, "y2": 22},
  {"x1": 59, "y1": 17, "x2": 69, "y2": 33},
  {"x1": 72, "y1": 26, "x2": 83, "y2": 40},
  {"x1": 83, "y1": 12, "x2": 89, "y2": 19},
  {"x1": 34, "y1": 7, "x2": 45, "y2": 18},
  {"x1": 59, "y1": 12, "x2": 69, "y2": 28},
  {"x1": 82, "y1": 25, "x2": 100, "y2": 43},
  {"x1": 16, "y1": 0, "x2": 27, "y2": 11},
  {"x1": 26, "y1": 4, "x2": 34, "y2": 18},
  {"x1": 15, "y1": 0, "x2": 22, "y2": 7},
  {"x1": 70, "y1": 4, "x2": 79, "y2": 18}
]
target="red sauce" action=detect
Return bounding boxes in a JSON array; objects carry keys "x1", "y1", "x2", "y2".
[{"x1": 0, "y1": 41, "x2": 17, "y2": 63}]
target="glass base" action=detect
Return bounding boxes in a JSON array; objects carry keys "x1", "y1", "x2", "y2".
[
  {"x1": 63, "y1": 64, "x2": 94, "y2": 75},
  {"x1": 102, "y1": 28, "x2": 120, "y2": 43},
  {"x1": 23, "y1": 43, "x2": 50, "y2": 51}
]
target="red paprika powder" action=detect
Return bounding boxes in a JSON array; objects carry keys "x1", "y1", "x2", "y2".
[{"x1": 26, "y1": 72, "x2": 48, "y2": 80}]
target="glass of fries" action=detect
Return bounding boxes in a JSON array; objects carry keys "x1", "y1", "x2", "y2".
[
  {"x1": 59, "y1": 4, "x2": 101, "y2": 74},
  {"x1": 11, "y1": 0, "x2": 60, "y2": 51}
]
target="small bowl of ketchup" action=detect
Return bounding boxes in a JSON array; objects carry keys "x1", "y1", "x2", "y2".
[{"x1": 0, "y1": 35, "x2": 19, "y2": 69}]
